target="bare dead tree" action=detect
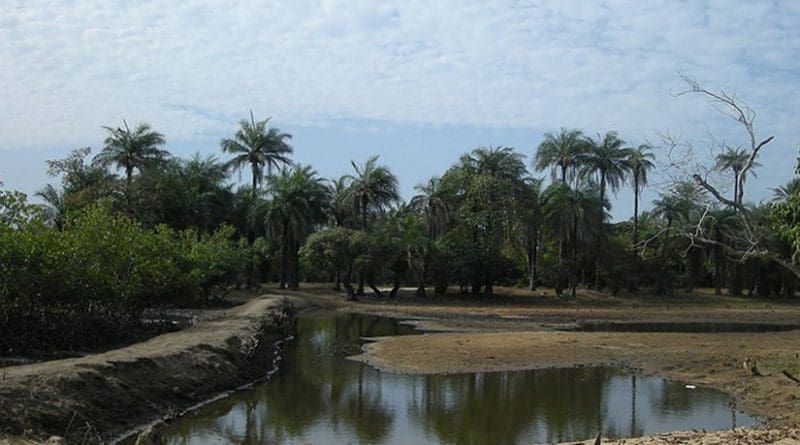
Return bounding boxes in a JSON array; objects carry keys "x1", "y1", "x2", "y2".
[
  {"x1": 668, "y1": 74, "x2": 800, "y2": 280},
  {"x1": 674, "y1": 73, "x2": 774, "y2": 212}
]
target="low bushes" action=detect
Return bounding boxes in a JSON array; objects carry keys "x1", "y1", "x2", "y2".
[{"x1": 0, "y1": 205, "x2": 251, "y2": 355}]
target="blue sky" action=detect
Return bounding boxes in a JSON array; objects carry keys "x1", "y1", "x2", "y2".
[{"x1": 1, "y1": 0, "x2": 799, "y2": 220}]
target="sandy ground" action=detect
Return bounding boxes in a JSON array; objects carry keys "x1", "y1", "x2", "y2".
[{"x1": 0, "y1": 295, "x2": 296, "y2": 444}]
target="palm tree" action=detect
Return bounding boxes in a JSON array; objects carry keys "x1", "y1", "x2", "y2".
[
  {"x1": 543, "y1": 180, "x2": 608, "y2": 298},
  {"x1": 93, "y1": 121, "x2": 168, "y2": 189},
  {"x1": 770, "y1": 177, "x2": 800, "y2": 202},
  {"x1": 652, "y1": 184, "x2": 701, "y2": 253},
  {"x1": 580, "y1": 131, "x2": 632, "y2": 288},
  {"x1": 221, "y1": 111, "x2": 293, "y2": 198},
  {"x1": 519, "y1": 178, "x2": 543, "y2": 290},
  {"x1": 580, "y1": 132, "x2": 631, "y2": 211},
  {"x1": 410, "y1": 176, "x2": 451, "y2": 297},
  {"x1": 328, "y1": 175, "x2": 353, "y2": 228},
  {"x1": 182, "y1": 153, "x2": 231, "y2": 234},
  {"x1": 342, "y1": 155, "x2": 400, "y2": 295},
  {"x1": 702, "y1": 207, "x2": 735, "y2": 295},
  {"x1": 627, "y1": 144, "x2": 656, "y2": 244},
  {"x1": 460, "y1": 146, "x2": 528, "y2": 188},
  {"x1": 410, "y1": 176, "x2": 450, "y2": 242},
  {"x1": 35, "y1": 183, "x2": 66, "y2": 230},
  {"x1": 715, "y1": 147, "x2": 760, "y2": 208},
  {"x1": 534, "y1": 128, "x2": 588, "y2": 183},
  {"x1": 342, "y1": 156, "x2": 400, "y2": 230},
  {"x1": 256, "y1": 165, "x2": 329, "y2": 289}
]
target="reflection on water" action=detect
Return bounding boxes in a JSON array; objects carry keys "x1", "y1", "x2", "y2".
[{"x1": 159, "y1": 312, "x2": 756, "y2": 445}]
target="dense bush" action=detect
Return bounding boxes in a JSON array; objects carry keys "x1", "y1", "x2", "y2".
[{"x1": 0, "y1": 206, "x2": 251, "y2": 354}]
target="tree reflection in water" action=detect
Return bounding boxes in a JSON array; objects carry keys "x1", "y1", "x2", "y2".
[{"x1": 159, "y1": 312, "x2": 755, "y2": 445}]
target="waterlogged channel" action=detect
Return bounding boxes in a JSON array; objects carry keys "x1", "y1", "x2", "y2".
[{"x1": 159, "y1": 312, "x2": 756, "y2": 444}]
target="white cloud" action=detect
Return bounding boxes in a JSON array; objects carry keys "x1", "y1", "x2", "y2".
[{"x1": 0, "y1": 0, "x2": 798, "y2": 209}]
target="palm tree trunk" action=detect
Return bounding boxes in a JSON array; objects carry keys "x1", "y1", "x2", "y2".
[
  {"x1": 279, "y1": 240, "x2": 288, "y2": 290},
  {"x1": 633, "y1": 179, "x2": 640, "y2": 244},
  {"x1": 733, "y1": 174, "x2": 739, "y2": 212},
  {"x1": 357, "y1": 195, "x2": 368, "y2": 296},
  {"x1": 125, "y1": 164, "x2": 134, "y2": 212},
  {"x1": 527, "y1": 235, "x2": 539, "y2": 291},
  {"x1": 570, "y1": 213, "x2": 578, "y2": 299},
  {"x1": 279, "y1": 223, "x2": 288, "y2": 289},
  {"x1": 416, "y1": 262, "x2": 427, "y2": 298},
  {"x1": 714, "y1": 228, "x2": 722, "y2": 295},
  {"x1": 251, "y1": 162, "x2": 259, "y2": 198},
  {"x1": 561, "y1": 165, "x2": 568, "y2": 183},
  {"x1": 343, "y1": 266, "x2": 356, "y2": 300},
  {"x1": 390, "y1": 270, "x2": 401, "y2": 298},
  {"x1": 125, "y1": 165, "x2": 134, "y2": 190},
  {"x1": 595, "y1": 174, "x2": 605, "y2": 289},
  {"x1": 290, "y1": 239, "x2": 300, "y2": 290},
  {"x1": 532, "y1": 235, "x2": 539, "y2": 291}
]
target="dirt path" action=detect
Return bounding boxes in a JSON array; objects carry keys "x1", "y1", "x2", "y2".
[{"x1": 0, "y1": 295, "x2": 297, "y2": 444}]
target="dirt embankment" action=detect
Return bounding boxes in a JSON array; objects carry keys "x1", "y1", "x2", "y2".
[{"x1": 0, "y1": 295, "x2": 298, "y2": 444}]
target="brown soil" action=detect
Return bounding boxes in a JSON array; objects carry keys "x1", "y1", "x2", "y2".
[{"x1": 0, "y1": 295, "x2": 297, "y2": 444}]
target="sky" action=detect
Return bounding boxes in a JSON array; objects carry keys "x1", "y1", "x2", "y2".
[{"x1": 1, "y1": 0, "x2": 799, "y2": 220}]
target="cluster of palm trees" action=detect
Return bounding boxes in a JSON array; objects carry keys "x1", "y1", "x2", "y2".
[
  {"x1": 30, "y1": 113, "x2": 799, "y2": 299},
  {"x1": 533, "y1": 128, "x2": 655, "y2": 296}
]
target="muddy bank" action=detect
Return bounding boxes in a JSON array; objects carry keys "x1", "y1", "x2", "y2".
[
  {"x1": 0, "y1": 295, "x2": 298, "y2": 444},
  {"x1": 567, "y1": 427, "x2": 800, "y2": 444}
]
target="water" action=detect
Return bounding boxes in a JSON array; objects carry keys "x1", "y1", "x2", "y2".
[{"x1": 158, "y1": 312, "x2": 756, "y2": 445}]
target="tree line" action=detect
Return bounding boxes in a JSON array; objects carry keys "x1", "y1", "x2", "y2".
[{"x1": 2, "y1": 82, "x2": 800, "y2": 352}]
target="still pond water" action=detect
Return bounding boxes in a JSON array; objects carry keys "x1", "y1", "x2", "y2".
[{"x1": 159, "y1": 312, "x2": 756, "y2": 445}]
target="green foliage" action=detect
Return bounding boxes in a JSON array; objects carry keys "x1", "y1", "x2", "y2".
[
  {"x1": 221, "y1": 112, "x2": 293, "y2": 194},
  {"x1": 181, "y1": 225, "x2": 248, "y2": 302},
  {"x1": 0, "y1": 206, "x2": 251, "y2": 353},
  {"x1": 300, "y1": 227, "x2": 368, "y2": 297},
  {"x1": 0, "y1": 184, "x2": 42, "y2": 229},
  {"x1": 93, "y1": 121, "x2": 168, "y2": 186},
  {"x1": 772, "y1": 193, "x2": 800, "y2": 263}
]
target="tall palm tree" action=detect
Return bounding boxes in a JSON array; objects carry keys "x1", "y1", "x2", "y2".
[
  {"x1": 579, "y1": 131, "x2": 631, "y2": 288},
  {"x1": 519, "y1": 178, "x2": 543, "y2": 290},
  {"x1": 715, "y1": 147, "x2": 760, "y2": 209},
  {"x1": 35, "y1": 183, "x2": 66, "y2": 230},
  {"x1": 534, "y1": 128, "x2": 588, "y2": 183},
  {"x1": 221, "y1": 111, "x2": 293, "y2": 197},
  {"x1": 410, "y1": 176, "x2": 451, "y2": 297},
  {"x1": 627, "y1": 144, "x2": 655, "y2": 244},
  {"x1": 342, "y1": 155, "x2": 399, "y2": 295},
  {"x1": 580, "y1": 131, "x2": 631, "y2": 210},
  {"x1": 256, "y1": 165, "x2": 329, "y2": 289},
  {"x1": 342, "y1": 156, "x2": 400, "y2": 230},
  {"x1": 93, "y1": 121, "x2": 168, "y2": 189},
  {"x1": 460, "y1": 146, "x2": 528, "y2": 187}
]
